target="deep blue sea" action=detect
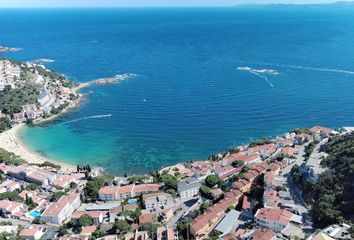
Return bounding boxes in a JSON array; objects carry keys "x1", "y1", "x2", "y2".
[{"x1": 1, "y1": 6, "x2": 354, "y2": 174}]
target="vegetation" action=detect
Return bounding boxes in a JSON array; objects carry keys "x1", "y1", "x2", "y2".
[
  {"x1": 249, "y1": 138, "x2": 272, "y2": 148},
  {"x1": 84, "y1": 177, "x2": 105, "y2": 201},
  {"x1": 139, "y1": 223, "x2": 161, "y2": 238},
  {"x1": 231, "y1": 160, "x2": 245, "y2": 168},
  {"x1": 113, "y1": 219, "x2": 132, "y2": 234},
  {"x1": 127, "y1": 175, "x2": 150, "y2": 184},
  {"x1": 292, "y1": 128, "x2": 312, "y2": 135},
  {"x1": 38, "y1": 161, "x2": 61, "y2": 170},
  {"x1": 0, "y1": 191, "x2": 23, "y2": 202},
  {"x1": 159, "y1": 173, "x2": 178, "y2": 190},
  {"x1": 0, "y1": 118, "x2": 12, "y2": 133},
  {"x1": 304, "y1": 141, "x2": 318, "y2": 160},
  {"x1": 50, "y1": 191, "x2": 65, "y2": 202},
  {"x1": 311, "y1": 133, "x2": 354, "y2": 227},
  {"x1": 0, "y1": 84, "x2": 39, "y2": 115},
  {"x1": 205, "y1": 175, "x2": 224, "y2": 188},
  {"x1": 79, "y1": 214, "x2": 94, "y2": 226},
  {"x1": 0, "y1": 148, "x2": 26, "y2": 165},
  {"x1": 177, "y1": 217, "x2": 192, "y2": 240}
]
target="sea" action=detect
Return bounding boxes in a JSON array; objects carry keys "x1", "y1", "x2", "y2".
[{"x1": 1, "y1": 5, "x2": 354, "y2": 174}]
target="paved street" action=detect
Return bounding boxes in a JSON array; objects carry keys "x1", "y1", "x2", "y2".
[{"x1": 281, "y1": 143, "x2": 315, "y2": 234}]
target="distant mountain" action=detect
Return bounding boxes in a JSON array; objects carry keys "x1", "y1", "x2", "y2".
[{"x1": 233, "y1": 1, "x2": 354, "y2": 8}]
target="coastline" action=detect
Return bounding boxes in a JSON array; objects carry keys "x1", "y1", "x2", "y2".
[
  {"x1": 0, "y1": 123, "x2": 76, "y2": 172},
  {"x1": 0, "y1": 83, "x2": 92, "y2": 173},
  {"x1": 32, "y1": 82, "x2": 90, "y2": 125}
]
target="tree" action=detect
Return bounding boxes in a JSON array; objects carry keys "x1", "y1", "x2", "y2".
[
  {"x1": 166, "y1": 188, "x2": 176, "y2": 197},
  {"x1": 231, "y1": 160, "x2": 245, "y2": 168},
  {"x1": 177, "y1": 217, "x2": 192, "y2": 240},
  {"x1": 25, "y1": 184, "x2": 37, "y2": 191},
  {"x1": 84, "y1": 177, "x2": 105, "y2": 200},
  {"x1": 200, "y1": 202, "x2": 209, "y2": 213},
  {"x1": 199, "y1": 185, "x2": 212, "y2": 198},
  {"x1": 58, "y1": 225, "x2": 68, "y2": 237},
  {"x1": 205, "y1": 175, "x2": 221, "y2": 188},
  {"x1": 79, "y1": 214, "x2": 93, "y2": 227},
  {"x1": 159, "y1": 174, "x2": 178, "y2": 190},
  {"x1": 113, "y1": 220, "x2": 132, "y2": 233},
  {"x1": 0, "y1": 118, "x2": 11, "y2": 133},
  {"x1": 139, "y1": 223, "x2": 161, "y2": 238},
  {"x1": 50, "y1": 191, "x2": 65, "y2": 202}
]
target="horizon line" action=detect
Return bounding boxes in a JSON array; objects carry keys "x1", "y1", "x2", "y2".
[{"x1": 0, "y1": 1, "x2": 352, "y2": 9}]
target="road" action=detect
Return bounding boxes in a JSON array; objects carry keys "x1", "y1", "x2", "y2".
[{"x1": 281, "y1": 143, "x2": 315, "y2": 233}]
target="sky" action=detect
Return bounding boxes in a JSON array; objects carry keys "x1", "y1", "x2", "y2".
[{"x1": 0, "y1": 0, "x2": 350, "y2": 8}]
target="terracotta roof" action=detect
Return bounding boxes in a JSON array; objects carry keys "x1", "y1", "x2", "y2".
[
  {"x1": 310, "y1": 126, "x2": 334, "y2": 134},
  {"x1": 242, "y1": 196, "x2": 251, "y2": 210},
  {"x1": 255, "y1": 208, "x2": 292, "y2": 225},
  {"x1": 251, "y1": 228, "x2": 276, "y2": 240},
  {"x1": 81, "y1": 226, "x2": 97, "y2": 235},
  {"x1": 139, "y1": 213, "x2": 153, "y2": 224},
  {"x1": 72, "y1": 211, "x2": 103, "y2": 219}
]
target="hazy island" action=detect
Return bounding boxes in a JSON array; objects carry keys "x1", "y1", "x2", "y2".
[{"x1": 0, "y1": 57, "x2": 352, "y2": 239}]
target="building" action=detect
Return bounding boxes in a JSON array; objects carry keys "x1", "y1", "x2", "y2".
[
  {"x1": 98, "y1": 184, "x2": 162, "y2": 201},
  {"x1": 215, "y1": 166, "x2": 241, "y2": 180},
  {"x1": 143, "y1": 192, "x2": 175, "y2": 212},
  {"x1": 0, "y1": 200, "x2": 27, "y2": 217},
  {"x1": 156, "y1": 227, "x2": 177, "y2": 240},
  {"x1": 214, "y1": 210, "x2": 240, "y2": 235},
  {"x1": 7, "y1": 165, "x2": 57, "y2": 186},
  {"x1": 41, "y1": 193, "x2": 81, "y2": 224},
  {"x1": 71, "y1": 211, "x2": 104, "y2": 225},
  {"x1": 240, "y1": 228, "x2": 276, "y2": 240},
  {"x1": 254, "y1": 208, "x2": 302, "y2": 232},
  {"x1": 177, "y1": 176, "x2": 201, "y2": 199},
  {"x1": 19, "y1": 226, "x2": 46, "y2": 240},
  {"x1": 311, "y1": 223, "x2": 352, "y2": 240},
  {"x1": 124, "y1": 230, "x2": 148, "y2": 240}
]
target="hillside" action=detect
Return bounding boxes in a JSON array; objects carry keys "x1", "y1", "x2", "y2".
[
  {"x1": 313, "y1": 133, "x2": 354, "y2": 227},
  {"x1": 0, "y1": 58, "x2": 78, "y2": 130}
]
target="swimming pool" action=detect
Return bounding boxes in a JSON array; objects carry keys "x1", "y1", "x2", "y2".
[
  {"x1": 127, "y1": 199, "x2": 137, "y2": 205},
  {"x1": 28, "y1": 210, "x2": 41, "y2": 218}
]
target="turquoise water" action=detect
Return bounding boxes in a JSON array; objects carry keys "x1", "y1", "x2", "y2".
[
  {"x1": 2, "y1": 7, "x2": 354, "y2": 174},
  {"x1": 28, "y1": 210, "x2": 41, "y2": 218}
]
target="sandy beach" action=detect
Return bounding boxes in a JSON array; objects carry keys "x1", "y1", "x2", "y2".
[{"x1": 0, "y1": 123, "x2": 76, "y2": 172}]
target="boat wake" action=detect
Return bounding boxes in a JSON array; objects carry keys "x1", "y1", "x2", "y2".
[
  {"x1": 276, "y1": 64, "x2": 354, "y2": 75},
  {"x1": 58, "y1": 114, "x2": 112, "y2": 125},
  {"x1": 237, "y1": 67, "x2": 276, "y2": 87}
]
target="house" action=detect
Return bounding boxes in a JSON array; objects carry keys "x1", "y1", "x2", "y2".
[
  {"x1": 282, "y1": 146, "x2": 296, "y2": 157},
  {"x1": 241, "y1": 196, "x2": 252, "y2": 218},
  {"x1": 0, "y1": 180, "x2": 20, "y2": 192},
  {"x1": 240, "y1": 228, "x2": 276, "y2": 240},
  {"x1": 294, "y1": 133, "x2": 313, "y2": 145},
  {"x1": 143, "y1": 192, "x2": 175, "y2": 212},
  {"x1": 52, "y1": 174, "x2": 78, "y2": 189},
  {"x1": 177, "y1": 176, "x2": 201, "y2": 199},
  {"x1": 80, "y1": 226, "x2": 97, "y2": 239},
  {"x1": 222, "y1": 152, "x2": 261, "y2": 166},
  {"x1": 12, "y1": 112, "x2": 26, "y2": 122},
  {"x1": 232, "y1": 179, "x2": 252, "y2": 192},
  {"x1": 264, "y1": 172, "x2": 284, "y2": 190},
  {"x1": 248, "y1": 144, "x2": 277, "y2": 159},
  {"x1": 41, "y1": 193, "x2": 81, "y2": 224},
  {"x1": 139, "y1": 213, "x2": 153, "y2": 224},
  {"x1": 215, "y1": 166, "x2": 241, "y2": 180},
  {"x1": 0, "y1": 200, "x2": 27, "y2": 217},
  {"x1": 156, "y1": 227, "x2": 177, "y2": 240},
  {"x1": 263, "y1": 190, "x2": 280, "y2": 209},
  {"x1": 124, "y1": 230, "x2": 148, "y2": 240},
  {"x1": 214, "y1": 210, "x2": 240, "y2": 235},
  {"x1": 7, "y1": 165, "x2": 57, "y2": 186},
  {"x1": 254, "y1": 208, "x2": 302, "y2": 232},
  {"x1": 19, "y1": 226, "x2": 46, "y2": 240},
  {"x1": 159, "y1": 208, "x2": 174, "y2": 222},
  {"x1": 98, "y1": 184, "x2": 162, "y2": 201},
  {"x1": 71, "y1": 211, "x2": 104, "y2": 225},
  {"x1": 190, "y1": 196, "x2": 240, "y2": 239}
]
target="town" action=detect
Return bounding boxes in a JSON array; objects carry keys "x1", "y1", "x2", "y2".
[
  {"x1": 0, "y1": 124, "x2": 352, "y2": 240},
  {"x1": 0, "y1": 57, "x2": 80, "y2": 125}
]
